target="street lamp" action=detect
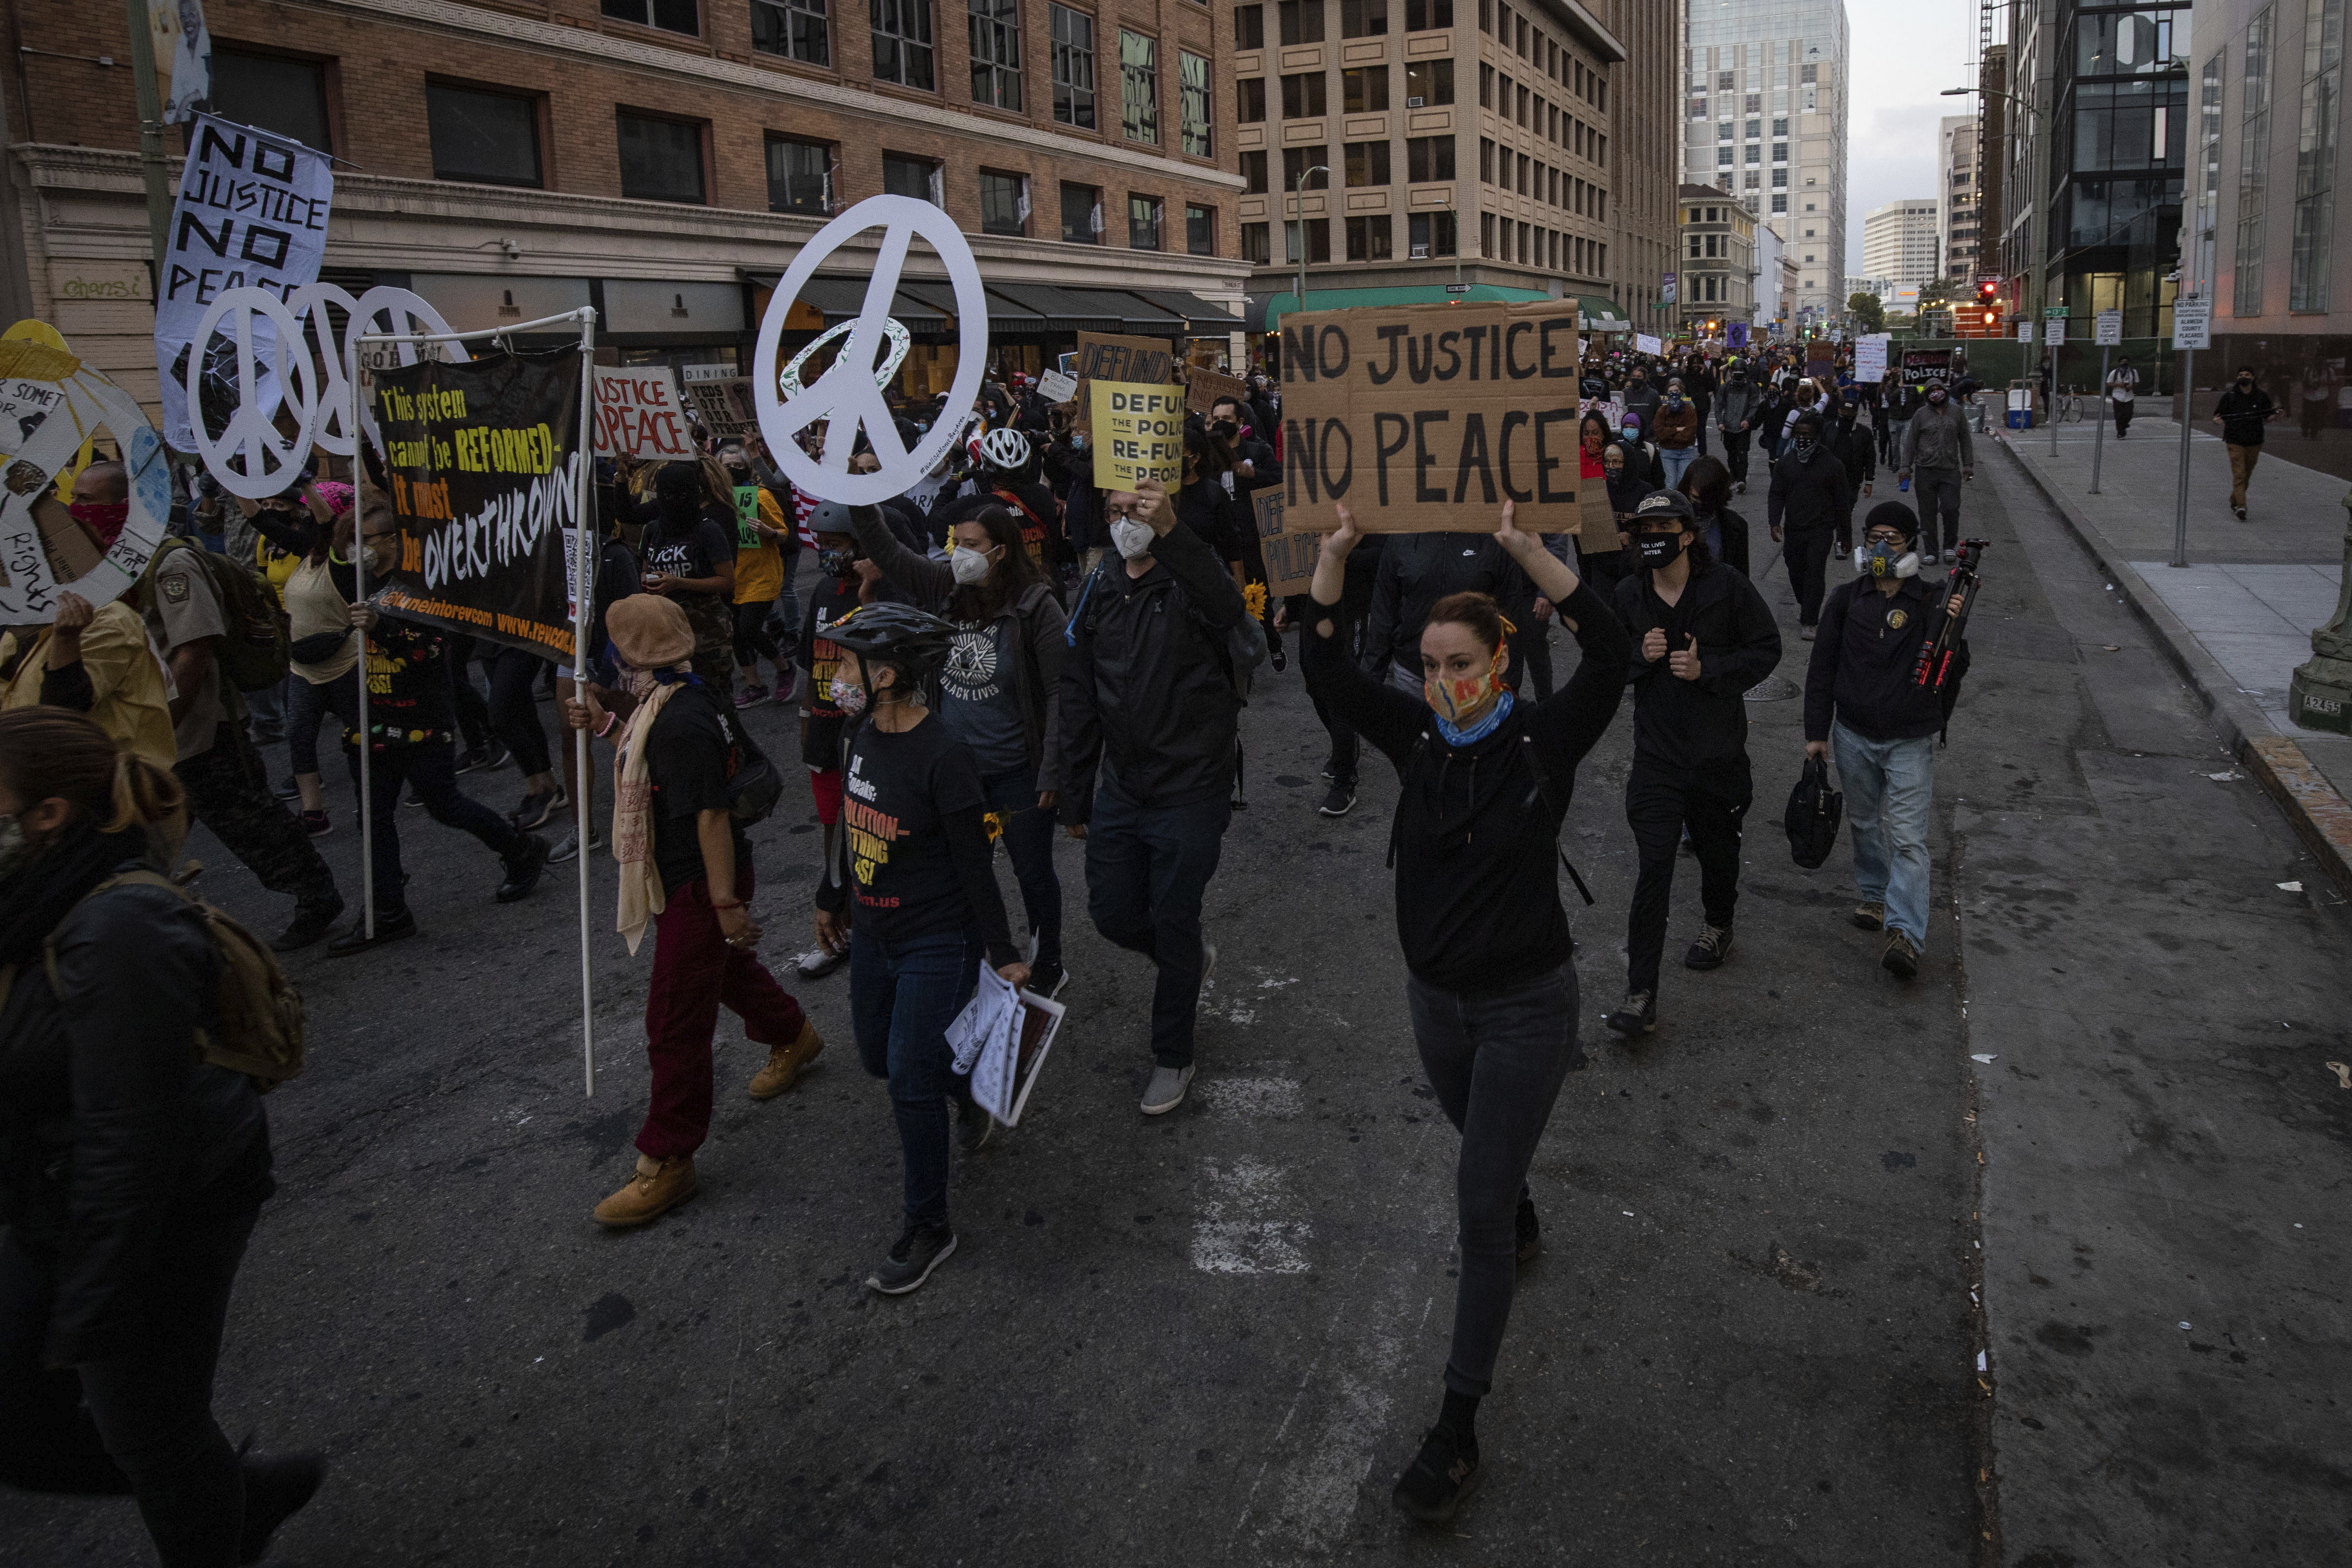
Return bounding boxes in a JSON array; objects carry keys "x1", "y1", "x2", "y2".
[
  {"x1": 1943, "y1": 82, "x2": 2051, "y2": 438},
  {"x1": 1293, "y1": 164, "x2": 1330, "y2": 320}
]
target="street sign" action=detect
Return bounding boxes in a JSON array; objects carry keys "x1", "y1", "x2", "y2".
[
  {"x1": 1444, "y1": 282, "x2": 1470, "y2": 293},
  {"x1": 2047, "y1": 319, "x2": 2067, "y2": 346},
  {"x1": 2095, "y1": 309, "x2": 2123, "y2": 346},
  {"x1": 2172, "y1": 296, "x2": 2212, "y2": 350},
  {"x1": 2044, "y1": 305, "x2": 2071, "y2": 318}
]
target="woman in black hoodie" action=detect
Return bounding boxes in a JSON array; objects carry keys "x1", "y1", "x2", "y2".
[
  {"x1": 1302, "y1": 499, "x2": 1629, "y2": 1526},
  {"x1": 0, "y1": 708, "x2": 322, "y2": 1566}
]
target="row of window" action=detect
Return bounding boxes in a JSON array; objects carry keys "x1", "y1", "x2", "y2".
[
  {"x1": 1477, "y1": 138, "x2": 1604, "y2": 221},
  {"x1": 1237, "y1": 136, "x2": 1454, "y2": 191},
  {"x1": 1714, "y1": 144, "x2": 1791, "y2": 167},
  {"x1": 1236, "y1": 59, "x2": 1455, "y2": 119},
  {"x1": 1716, "y1": 116, "x2": 1791, "y2": 141},
  {"x1": 1480, "y1": 64, "x2": 1604, "y2": 170},
  {"x1": 1241, "y1": 209, "x2": 1457, "y2": 262},
  {"x1": 1232, "y1": 0, "x2": 1454, "y2": 48},
  {"x1": 778, "y1": 139, "x2": 1216, "y2": 250},
  {"x1": 1478, "y1": 213, "x2": 1603, "y2": 277}
]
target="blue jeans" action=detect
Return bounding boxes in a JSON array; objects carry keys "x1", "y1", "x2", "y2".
[
  {"x1": 1084, "y1": 775, "x2": 1231, "y2": 1067},
  {"x1": 851, "y1": 930, "x2": 982, "y2": 1228},
  {"x1": 1659, "y1": 445, "x2": 1697, "y2": 487},
  {"x1": 1831, "y1": 721, "x2": 1936, "y2": 948},
  {"x1": 984, "y1": 765, "x2": 1064, "y2": 967}
]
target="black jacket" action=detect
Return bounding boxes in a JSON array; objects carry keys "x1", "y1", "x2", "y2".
[
  {"x1": 0, "y1": 827, "x2": 270, "y2": 1368},
  {"x1": 1703, "y1": 504, "x2": 1754, "y2": 580},
  {"x1": 1767, "y1": 445, "x2": 1852, "y2": 535},
  {"x1": 1054, "y1": 519, "x2": 1248, "y2": 822},
  {"x1": 2215, "y1": 385, "x2": 2279, "y2": 446},
  {"x1": 1828, "y1": 418, "x2": 1877, "y2": 502},
  {"x1": 1803, "y1": 572, "x2": 1971, "y2": 743},
  {"x1": 1364, "y1": 532, "x2": 1536, "y2": 679},
  {"x1": 1303, "y1": 579, "x2": 1630, "y2": 990},
  {"x1": 1614, "y1": 561, "x2": 1783, "y2": 776}
]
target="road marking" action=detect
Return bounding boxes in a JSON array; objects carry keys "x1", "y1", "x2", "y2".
[
  {"x1": 1194, "y1": 1076, "x2": 1305, "y2": 1118},
  {"x1": 1192, "y1": 1158, "x2": 1312, "y2": 1275}
]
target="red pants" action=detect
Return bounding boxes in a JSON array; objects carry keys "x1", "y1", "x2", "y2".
[{"x1": 639, "y1": 868, "x2": 807, "y2": 1160}]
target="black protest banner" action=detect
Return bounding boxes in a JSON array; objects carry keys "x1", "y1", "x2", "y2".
[
  {"x1": 371, "y1": 349, "x2": 585, "y2": 661},
  {"x1": 1901, "y1": 348, "x2": 1954, "y2": 387},
  {"x1": 1277, "y1": 300, "x2": 1582, "y2": 533}
]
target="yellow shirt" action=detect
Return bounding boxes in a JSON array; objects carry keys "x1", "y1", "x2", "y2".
[
  {"x1": 733, "y1": 487, "x2": 786, "y2": 605},
  {"x1": 0, "y1": 600, "x2": 176, "y2": 768},
  {"x1": 257, "y1": 535, "x2": 300, "y2": 603}
]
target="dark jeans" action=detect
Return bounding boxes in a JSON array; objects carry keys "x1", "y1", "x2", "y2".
[
  {"x1": 1781, "y1": 529, "x2": 1836, "y2": 625},
  {"x1": 175, "y1": 721, "x2": 338, "y2": 912},
  {"x1": 1405, "y1": 963, "x2": 1582, "y2": 1398},
  {"x1": 2112, "y1": 399, "x2": 2134, "y2": 437},
  {"x1": 445, "y1": 636, "x2": 493, "y2": 754},
  {"x1": 983, "y1": 766, "x2": 1064, "y2": 967},
  {"x1": 851, "y1": 930, "x2": 982, "y2": 1227},
  {"x1": 1912, "y1": 470, "x2": 1963, "y2": 559},
  {"x1": 1720, "y1": 428, "x2": 1752, "y2": 482},
  {"x1": 0, "y1": 1193, "x2": 262, "y2": 1567},
  {"x1": 1577, "y1": 545, "x2": 1627, "y2": 606},
  {"x1": 345, "y1": 732, "x2": 527, "y2": 913},
  {"x1": 284, "y1": 668, "x2": 349, "y2": 777},
  {"x1": 732, "y1": 600, "x2": 781, "y2": 668},
  {"x1": 486, "y1": 645, "x2": 552, "y2": 777},
  {"x1": 1624, "y1": 761, "x2": 1751, "y2": 994},
  {"x1": 1085, "y1": 775, "x2": 1231, "y2": 1067}
]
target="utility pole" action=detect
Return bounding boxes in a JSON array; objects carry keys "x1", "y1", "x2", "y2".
[{"x1": 122, "y1": 0, "x2": 176, "y2": 278}]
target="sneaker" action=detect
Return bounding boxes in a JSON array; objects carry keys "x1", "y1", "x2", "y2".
[
  {"x1": 454, "y1": 742, "x2": 510, "y2": 776},
  {"x1": 271, "y1": 894, "x2": 345, "y2": 953},
  {"x1": 1881, "y1": 929, "x2": 1921, "y2": 979},
  {"x1": 955, "y1": 1098, "x2": 999, "y2": 1156},
  {"x1": 1140, "y1": 1063, "x2": 1196, "y2": 1115},
  {"x1": 1921, "y1": 551, "x2": 1940, "y2": 566},
  {"x1": 496, "y1": 834, "x2": 551, "y2": 903},
  {"x1": 1734, "y1": 479, "x2": 1747, "y2": 494},
  {"x1": 1684, "y1": 923, "x2": 1733, "y2": 971},
  {"x1": 794, "y1": 946, "x2": 846, "y2": 979},
  {"x1": 404, "y1": 785, "x2": 427, "y2": 809},
  {"x1": 748, "y1": 1019, "x2": 825, "y2": 1100},
  {"x1": 236, "y1": 1445, "x2": 327, "y2": 1567},
  {"x1": 734, "y1": 682, "x2": 769, "y2": 709},
  {"x1": 1319, "y1": 757, "x2": 1339, "y2": 781},
  {"x1": 273, "y1": 775, "x2": 301, "y2": 801},
  {"x1": 1318, "y1": 781, "x2": 1357, "y2": 817},
  {"x1": 299, "y1": 809, "x2": 331, "y2": 837},
  {"x1": 1269, "y1": 640, "x2": 1288, "y2": 673},
  {"x1": 1604, "y1": 990, "x2": 1657, "y2": 1038},
  {"x1": 510, "y1": 786, "x2": 565, "y2": 831},
  {"x1": 1392, "y1": 1423, "x2": 1482, "y2": 1524},
  {"x1": 549, "y1": 827, "x2": 605, "y2": 864},
  {"x1": 1851, "y1": 901, "x2": 1886, "y2": 932},
  {"x1": 592, "y1": 1154, "x2": 698, "y2": 1228},
  {"x1": 1027, "y1": 957, "x2": 1069, "y2": 1000},
  {"x1": 1515, "y1": 1194, "x2": 1541, "y2": 1268},
  {"x1": 2233, "y1": 505, "x2": 2248, "y2": 520},
  {"x1": 867, "y1": 1221, "x2": 957, "y2": 1295},
  {"x1": 1800, "y1": 624, "x2": 1818, "y2": 641},
  {"x1": 325, "y1": 907, "x2": 417, "y2": 957}
]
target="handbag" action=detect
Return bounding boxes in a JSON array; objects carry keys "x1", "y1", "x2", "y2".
[{"x1": 1784, "y1": 753, "x2": 1843, "y2": 870}]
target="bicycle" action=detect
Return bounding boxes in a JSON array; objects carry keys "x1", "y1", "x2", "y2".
[{"x1": 2056, "y1": 385, "x2": 2091, "y2": 423}]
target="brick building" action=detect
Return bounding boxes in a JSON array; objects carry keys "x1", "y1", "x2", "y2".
[{"x1": 0, "y1": 0, "x2": 1255, "y2": 411}]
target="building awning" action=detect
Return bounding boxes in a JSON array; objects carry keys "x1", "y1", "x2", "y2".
[
  {"x1": 1261, "y1": 283, "x2": 1557, "y2": 330},
  {"x1": 1123, "y1": 289, "x2": 1244, "y2": 333},
  {"x1": 740, "y1": 273, "x2": 950, "y2": 332},
  {"x1": 983, "y1": 283, "x2": 1189, "y2": 335},
  {"x1": 1572, "y1": 294, "x2": 1634, "y2": 332}
]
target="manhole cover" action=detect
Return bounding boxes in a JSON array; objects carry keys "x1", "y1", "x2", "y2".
[{"x1": 1744, "y1": 674, "x2": 1802, "y2": 703}]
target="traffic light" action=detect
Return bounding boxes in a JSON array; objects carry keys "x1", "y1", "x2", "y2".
[
  {"x1": 1978, "y1": 279, "x2": 1999, "y2": 305},
  {"x1": 1982, "y1": 310, "x2": 1997, "y2": 326}
]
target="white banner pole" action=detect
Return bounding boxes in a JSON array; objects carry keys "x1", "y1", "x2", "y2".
[
  {"x1": 573, "y1": 308, "x2": 599, "y2": 1097},
  {"x1": 349, "y1": 332, "x2": 374, "y2": 940}
]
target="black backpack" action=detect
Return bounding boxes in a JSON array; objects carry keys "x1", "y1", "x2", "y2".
[{"x1": 1784, "y1": 754, "x2": 1843, "y2": 869}]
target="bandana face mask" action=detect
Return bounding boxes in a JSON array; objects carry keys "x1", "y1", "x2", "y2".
[
  {"x1": 1790, "y1": 437, "x2": 1818, "y2": 462},
  {"x1": 69, "y1": 500, "x2": 131, "y2": 544},
  {"x1": 1424, "y1": 646, "x2": 1505, "y2": 725},
  {"x1": 817, "y1": 547, "x2": 857, "y2": 577}
]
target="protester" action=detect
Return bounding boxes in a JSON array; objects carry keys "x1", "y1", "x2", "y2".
[
  {"x1": 789, "y1": 508, "x2": 870, "y2": 979},
  {"x1": 938, "y1": 426, "x2": 1069, "y2": 575},
  {"x1": 1055, "y1": 476, "x2": 1247, "y2": 1115},
  {"x1": 720, "y1": 445, "x2": 797, "y2": 708},
  {"x1": 1366, "y1": 530, "x2": 1538, "y2": 696},
  {"x1": 1767, "y1": 409, "x2": 1852, "y2": 640},
  {"x1": 637, "y1": 461, "x2": 737, "y2": 689},
  {"x1": 0, "y1": 590, "x2": 173, "y2": 766},
  {"x1": 0, "y1": 708, "x2": 325, "y2": 1568},
  {"x1": 1828, "y1": 396, "x2": 1877, "y2": 555},
  {"x1": 1604, "y1": 490, "x2": 1782, "y2": 1038},
  {"x1": 1274, "y1": 522, "x2": 1386, "y2": 817},
  {"x1": 2214, "y1": 365, "x2": 2282, "y2": 521},
  {"x1": 1880, "y1": 374, "x2": 1923, "y2": 466},
  {"x1": 1895, "y1": 380, "x2": 1975, "y2": 564},
  {"x1": 1301, "y1": 497, "x2": 1628, "y2": 1527},
  {"x1": 1714, "y1": 365, "x2": 1761, "y2": 492},
  {"x1": 2104, "y1": 355, "x2": 2139, "y2": 439},
  {"x1": 842, "y1": 500, "x2": 1072, "y2": 997},
  {"x1": 1620, "y1": 366, "x2": 1659, "y2": 433},
  {"x1": 240, "y1": 482, "x2": 358, "y2": 837},
  {"x1": 1678, "y1": 455, "x2": 1750, "y2": 581},
  {"x1": 1802, "y1": 503, "x2": 1971, "y2": 979},
  {"x1": 1573, "y1": 410, "x2": 1632, "y2": 604},
  {"x1": 563, "y1": 595, "x2": 823, "y2": 1228},
  {"x1": 808, "y1": 603, "x2": 1028, "y2": 1294},
  {"x1": 1653, "y1": 378, "x2": 1701, "y2": 487},
  {"x1": 552, "y1": 482, "x2": 644, "y2": 866}
]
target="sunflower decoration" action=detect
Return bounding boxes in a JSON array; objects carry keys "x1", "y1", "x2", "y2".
[
  {"x1": 982, "y1": 810, "x2": 1006, "y2": 846},
  {"x1": 1243, "y1": 581, "x2": 1268, "y2": 622}
]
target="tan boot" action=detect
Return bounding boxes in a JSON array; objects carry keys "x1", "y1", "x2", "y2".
[
  {"x1": 592, "y1": 1153, "x2": 698, "y2": 1228},
  {"x1": 748, "y1": 1019, "x2": 825, "y2": 1100}
]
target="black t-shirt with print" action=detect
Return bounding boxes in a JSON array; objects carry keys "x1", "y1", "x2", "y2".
[
  {"x1": 837, "y1": 716, "x2": 985, "y2": 945},
  {"x1": 638, "y1": 509, "x2": 734, "y2": 590},
  {"x1": 646, "y1": 680, "x2": 753, "y2": 895}
]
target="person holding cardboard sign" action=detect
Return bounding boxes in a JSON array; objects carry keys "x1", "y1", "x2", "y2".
[{"x1": 1300, "y1": 497, "x2": 1630, "y2": 1527}]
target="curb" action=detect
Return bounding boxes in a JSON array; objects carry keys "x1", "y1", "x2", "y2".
[{"x1": 1994, "y1": 433, "x2": 2352, "y2": 901}]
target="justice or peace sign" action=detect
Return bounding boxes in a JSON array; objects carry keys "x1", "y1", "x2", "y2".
[
  {"x1": 753, "y1": 195, "x2": 989, "y2": 508},
  {"x1": 185, "y1": 287, "x2": 319, "y2": 500}
]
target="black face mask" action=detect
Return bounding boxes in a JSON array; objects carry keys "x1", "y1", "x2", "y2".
[
  {"x1": 1211, "y1": 420, "x2": 1239, "y2": 439},
  {"x1": 1635, "y1": 531, "x2": 1682, "y2": 568},
  {"x1": 2237, "y1": 378, "x2": 2254, "y2": 389},
  {"x1": 658, "y1": 493, "x2": 698, "y2": 523},
  {"x1": 1790, "y1": 437, "x2": 1819, "y2": 461}
]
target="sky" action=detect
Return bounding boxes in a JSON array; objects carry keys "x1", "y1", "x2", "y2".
[{"x1": 1843, "y1": 1, "x2": 1987, "y2": 279}]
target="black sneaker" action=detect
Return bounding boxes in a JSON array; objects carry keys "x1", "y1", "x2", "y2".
[
  {"x1": 454, "y1": 742, "x2": 510, "y2": 775},
  {"x1": 1392, "y1": 1423, "x2": 1482, "y2": 1524},
  {"x1": 1515, "y1": 1194, "x2": 1541, "y2": 1268},
  {"x1": 273, "y1": 776, "x2": 301, "y2": 802},
  {"x1": 270, "y1": 893, "x2": 345, "y2": 953},
  {"x1": 236, "y1": 1444, "x2": 326, "y2": 1566},
  {"x1": 1318, "y1": 781, "x2": 1357, "y2": 817},
  {"x1": 496, "y1": 833, "x2": 551, "y2": 903},
  {"x1": 404, "y1": 785, "x2": 428, "y2": 809},
  {"x1": 1604, "y1": 990, "x2": 1657, "y2": 1038},
  {"x1": 326, "y1": 907, "x2": 418, "y2": 957},
  {"x1": 1684, "y1": 924, "x2": 1733, "y2": 971},
  {"x1": 866, "y1": 1222, "x2": 957, "y2": 1295},
  {"x1": 1027, "y1": 957, "x2": 1069, "y2": 999},
  {"x1": 510, "y1": 787, "x2": 565, "y2": 830}
]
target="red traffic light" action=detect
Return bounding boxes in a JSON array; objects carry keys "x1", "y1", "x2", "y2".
[{"x1": 1978, "y1": 280, "x2": 1999, "y2": 300}]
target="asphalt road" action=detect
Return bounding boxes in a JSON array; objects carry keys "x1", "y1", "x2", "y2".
[{"x1": 6, "y1": 447, "x2": 2347, "y2": 1566}]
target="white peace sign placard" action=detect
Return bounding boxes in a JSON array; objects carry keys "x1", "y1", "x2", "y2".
[
  {"x1": 0, "y1": 354, "x2": 171, "y2": 621},
  {"x1": 753, "y1": 194, "x2": 988, "y2": 506},
  {"x1": 186, "y1": 286, "x2": 319, "y2": 499}
]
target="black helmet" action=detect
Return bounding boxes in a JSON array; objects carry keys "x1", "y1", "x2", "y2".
[{"x1": 823, "y1": 601, "x2": 955, "y2": 683}]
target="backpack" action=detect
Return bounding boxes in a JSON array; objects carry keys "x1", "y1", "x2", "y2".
[
  {"x1": 1784, "y1": 754, "x2": 1844, "y2": 869},
  {"x1": 5, "y1": 869, "x2": 305, "y2": 1093},
  {"x1": 692, "y1": 681, "x2": 784, "y2": 825},
  {"x1": 140, "y1": 536, "x2": 292, "y2": 693}
]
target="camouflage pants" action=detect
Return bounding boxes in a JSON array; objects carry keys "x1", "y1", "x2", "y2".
[{"x1": 177, "y1": 721, "x2": 341, "y2": 911}]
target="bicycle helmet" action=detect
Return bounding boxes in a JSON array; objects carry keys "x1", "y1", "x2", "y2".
[
  {"x1": 977, "y1": 426, "x2": 1031, "y2": 473},
  {"x1": 823, "y1": 601, "x2": 955, "y2": 684}
]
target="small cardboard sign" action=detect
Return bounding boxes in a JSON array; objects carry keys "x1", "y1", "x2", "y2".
[
  {"x1": 1075, "y1": 332, "x2": 1176, "y2": 386},
  {"x1": 682, "y1": 375, "x2": 759, "y2": 442},
  {"x1": 1186, "y1": 365, "x2": 1252, "y2": 417},
  {"x1": 1038, "y1": 369, "x2": 1078, "y2": 404},
  {"x1": 592, "y1": 365, "x2": 695, "y2": 459},
  {"x1": 1253, "y1": 488, "x2": 1317, "y2": 596},
  {"x1": 1089, "y1": 381, "x2": 1185, "y2": 491}
]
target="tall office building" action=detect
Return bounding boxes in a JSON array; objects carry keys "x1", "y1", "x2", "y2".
[
  {"x1": 1681, "y1": 0, "x2": 1850, "y2": 325},
  {"x1": 1938, "y1": 114, "x2": 1984, "y2": 284},
  {"x1": 1862, "y1": 198, "x2": 1941, "y2": 292}
]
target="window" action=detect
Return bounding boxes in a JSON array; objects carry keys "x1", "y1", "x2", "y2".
[
  {"x1": 1236, "y1": 4, "x2": 1264, "y2": 48},
  {"x1": 1404, "y1": 0, "x2": 1450, "y2": 29},
  {"x1": 1479, "y1": 137, "x2": 1492, "y2": 182},
  {"x1": 2194, "y1": 51, "x2": 2224, "y2": 295},
  {"x1": 1288, "y1": 216, "x2": 1332, "y2": 262},
  {"x1": 2239, "y1": 5, "x2": 2276, "y2": 315},
  {"x1": 1051, "y1": 5, "x2": 1096, "y2": 128},
  {"x1": 206, "y1": 49, "x2": 333, "y2": 153},
  {"x1": 872, "y1": 0, "x2": 935, "y2": 89},
  {"x1": 1121, "y1": 31, "x2": 1159, "y2": 144},
  {"x1": 751, "y1": 0, "x2": 830, "y2": 64},
  {"x1": 1800, "y1": 63, "x2": 1817, "y2": 84},
  {"x1": 1772, "y1": 116, "x2": 1787, "y2": 136},
  {"x1": 426, "y1": 83, "x2": 540, "y2": 186},
  {"x1": 1408, "y1": 209, "x2": 1456, "y2": 257},
  {"x1": 1282, "y1": 145, "x2": 1331, "y2": 189},
  {"x1": 1405, "y1": 58, "x2": 1452, "y2": 106},
  {"x1": 1243, "y1": 221, "x2": 1271, "y2": 262},
  {"x1": 766, "y1": 135, "x2": 833, "y2": 213},
  {"x1": 1241, "y1": 150, "x2": 1270, "y2": 192},
  {"x1": 1480, "y1": 64, "x2": 1493, "y2": 108},
  {"x1": 1771, "y1": 142, "x2": 1787, "y2": 163},
  {"x1": 2291, "y1": 0, "x2": 2342, "y2": 311},
  {"x1": 1282, "y1": 72, "x2": 1328, "y2": 117},
  {"x1": 969, "y1": 0, "x2": 1022, "y2": 109},
  {"x1": 617, "y1": 111, "x2": 705, "y2": 202},
  {"x1": 1771, "y1": 192, "x2": 1787, "y2": 213},
  {"x1": 1061, "y1": 181, "x2": 1101, "y2": 242},
  {"x1": 1717, "y1": 120, "x2": 1733, "y2": 141},
  {"x1": 1279, "y1": 0, "x2": 1326, "y2": 45},
  {"x1": 601, "y1": 0, "x2": 700, "y2": 32},
  {"x1": 1745, "y1": 118, "x2": 1760, "y2": 139},
  {"x1": 1342, "y1": 0, "x2": 1387, "y2": 36},
  {"x1": 1239, "y1": 77, "x2": 1267, "y2": 121},
  {"x1": 1187, "y1": 203, "x2": 1215, "y2": 254},
  {"x1": 1343, "y1": 66, "x2": 1390, "y2": 112},
  {"x1": 1717, "y1": 148, "x2": 1733, "y2": 167},
  {"x1": 1771, "y1": 167, "x2": 1786, "y2": 187},
  {"x1": 980, "y1": 169, "x2": 1028, "y2": 234},
  {"x1": 1689, "y1": 93, "x2": 1708, "y2": 120},
  {"x1": 1344, "y1": 139, "x2": 1391, "y2": 185},
  {"x1": 882, "y1": 151, "x2": 940, "y2": 203},
  {"x1": 1406, "y1": 135, "x2": 1453, "y2": 181},
  {"x1": 1345, "y1": 213, "x2": 1392, "y2": 259},
  {"x1": 1182, "y1": 53, "x2": 1213, "y2": 156},
  {"x1": 1130, "y1": 194, "x2": 1163, "y2": 249}
]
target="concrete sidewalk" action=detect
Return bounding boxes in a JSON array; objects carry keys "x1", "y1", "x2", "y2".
[{"x1": 1996, "y1": 411, "x2": 2352, "y2": 896}]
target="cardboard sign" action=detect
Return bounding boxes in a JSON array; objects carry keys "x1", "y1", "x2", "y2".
[
  {"x1": 1252, "y1": 488, "x2": 1317, "y2": 597},
  {"x1": 592, "y1": 365, "x2": 694, "y2": 459},
  {"x1": 1089, "y1": 381, "x2": 1185, "y2": 490},
  {"x1": 1037, "y1": 369, "x2": 1078, "y2": 404},
  {"x1": 1853, "y1": 334, "x2": 1889, "y2": 384},
  {"x1": 682, "y1": 374, "x2": 759, "y2": 442},
  {"x1": 1186, "y1": 365, "x2": 1252, "y2": 417},
  {"x1": 1075, "y1": 332, "x2": 1176, "y2": 387},
  {"x1": 1274, "y1": 300, "x2": 1581, "y2": 534},
  {"x1": 1634, "y1": 333, "x2": 1663, "y2": 356}
]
